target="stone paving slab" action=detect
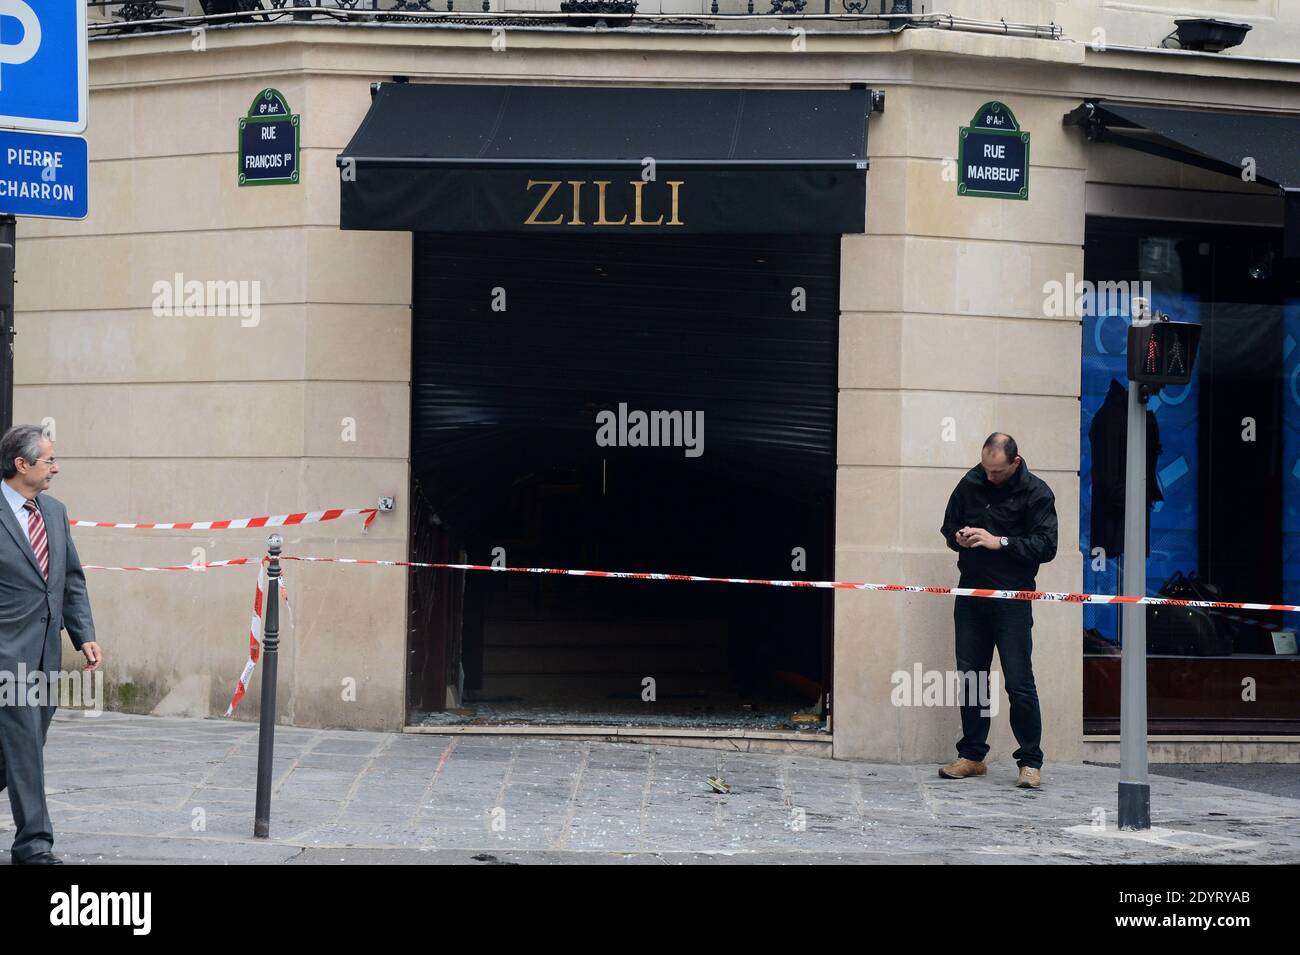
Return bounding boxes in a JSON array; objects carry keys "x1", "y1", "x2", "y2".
[{"x1": 1, "y1": 711, "x2": 1296, "y2": 864}]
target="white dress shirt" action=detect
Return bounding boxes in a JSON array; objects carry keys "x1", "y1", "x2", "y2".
[{"x1": 2, "y1": 479, "x2": 35, "y2": 545}]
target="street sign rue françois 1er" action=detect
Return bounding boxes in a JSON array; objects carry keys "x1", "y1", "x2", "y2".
[{"x1": 239, "y1": 89, "x2": 300, "y2": 187}]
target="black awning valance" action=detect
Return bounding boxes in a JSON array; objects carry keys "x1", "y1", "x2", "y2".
[
  {"x1": 1064, "y1": 100, "x2": 1300, "y2": 254},
  {"x1": 339, "y1": 83, "x2": 870, "y2": 234}
]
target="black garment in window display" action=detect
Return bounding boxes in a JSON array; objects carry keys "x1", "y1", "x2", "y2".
[{"x1": 1088, "y1": 378, "x2": 1163, "y2": 558}]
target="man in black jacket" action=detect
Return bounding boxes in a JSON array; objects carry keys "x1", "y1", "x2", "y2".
[{"x1": 938, "y1": 433, "x2": 1057, "y2": 789}]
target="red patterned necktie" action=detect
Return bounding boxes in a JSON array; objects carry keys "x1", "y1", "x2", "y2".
[{"x1": 23, "y1": 499, "x2": 49, "y2": 580}]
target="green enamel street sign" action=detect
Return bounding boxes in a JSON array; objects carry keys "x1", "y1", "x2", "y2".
[
  {"x1": 239, "y1": 89, "x2": 300, "y2": 187},
  {"x1": 958, "y1": 101, "x2": 1029, "y2": 200}
]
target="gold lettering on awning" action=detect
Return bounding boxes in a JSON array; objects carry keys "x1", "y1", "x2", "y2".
[{"x1": 523, "y1": 178, "x2": 685, "y2": 227}]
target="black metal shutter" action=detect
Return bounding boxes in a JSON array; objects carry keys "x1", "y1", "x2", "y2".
[{"x1": 410, "y1": 231, "x2": 840, "y2": 529}]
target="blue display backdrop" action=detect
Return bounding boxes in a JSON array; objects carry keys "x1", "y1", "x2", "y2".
[{"x1": 1079, "y1": 292, "x2": 1200, "y2": 642}]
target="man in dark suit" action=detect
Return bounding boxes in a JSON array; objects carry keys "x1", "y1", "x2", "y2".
[{"x1": 0, "y1": 424, "x2": 101, "y2": 865}]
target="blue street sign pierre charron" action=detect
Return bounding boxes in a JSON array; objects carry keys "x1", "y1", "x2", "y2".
[
  {"x1": 0, "y1": 0, "x2": 88, "y2": 133},
  {"x1": 0, "y1": 129, "x2": 87, "y2": 219}
]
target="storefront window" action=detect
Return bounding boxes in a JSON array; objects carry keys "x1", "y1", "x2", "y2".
[{"x1": 1081, "y1": 217, "x2": 1300, "y2": 732}]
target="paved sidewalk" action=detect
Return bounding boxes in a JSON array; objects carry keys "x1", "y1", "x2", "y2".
[{"x1": 3, "y1": 711, "x2": 1297, "y2": 864}]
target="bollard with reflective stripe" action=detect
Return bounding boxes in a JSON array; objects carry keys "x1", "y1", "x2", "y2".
[{"x1": 254, "y1": 534, "x2": 283, "y2": 839}]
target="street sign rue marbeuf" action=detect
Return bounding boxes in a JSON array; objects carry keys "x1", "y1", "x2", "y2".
[
  {"x1": 239, "y1": 89, "x2": 300, "y2": 186},
  {"x1": 958, "y1": 101, "x2": 1030, "y2": 200},
  {"x1": 0, "y1": 0, "x2": 89, "y2": 220}
]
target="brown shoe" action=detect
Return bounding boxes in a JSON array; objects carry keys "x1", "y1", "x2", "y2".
[
  {"x1": 1016, "y1": 766, "x2": 1042, "y2": 789},
  {"x1": 938, "y1": 757, "x2": 987, "y2": 779}
]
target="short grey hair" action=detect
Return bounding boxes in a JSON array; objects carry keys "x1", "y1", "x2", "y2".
[{"x1": 1, "y1": 424, "x2": 48, "y2": 479}]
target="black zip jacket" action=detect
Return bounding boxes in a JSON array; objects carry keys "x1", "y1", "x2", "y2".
[{"x1": 940, "y1": 460, "x2": 1058, "y2": 590}]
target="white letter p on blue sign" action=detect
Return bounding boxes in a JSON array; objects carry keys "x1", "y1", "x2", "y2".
[{"x1": 0, "y1": 0, "x2": 87, "y2": 133}]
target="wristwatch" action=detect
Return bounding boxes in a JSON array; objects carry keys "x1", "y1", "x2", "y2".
[{"x1": 999, "y1": 536, "x2": 1010, "y2": 548}]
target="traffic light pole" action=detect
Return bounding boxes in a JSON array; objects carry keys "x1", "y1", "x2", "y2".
[
  {"x1": 0, "y1": 215, "x2": 14, "y2": 434},
  {"x1": 1118, "y1": 378, "x2": 1151, "y2": 830}
]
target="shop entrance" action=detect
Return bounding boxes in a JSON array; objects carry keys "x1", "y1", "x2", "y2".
[{"x1": 405, "y1": 232, "x2": 840, "y2": 730}]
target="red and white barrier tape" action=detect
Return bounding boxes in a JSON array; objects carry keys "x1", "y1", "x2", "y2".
[
  {"x1": 69, "y1": 507, "x2": 377, "y2": 532},
  {"x1": 278, "y1": 556, "x2": 1300, "y2": 614},
  {"x1": 79, "y1": 558, "x2": 285, "y2": 716},
  {"x1": 82, "y1": 557, "x2": 258, "y2": 572},
  {"x1": 226, "y1": 560, "x2": 268, "y2": 716},
  {"x1": 222, "y1": 560, "x2": 294, "y2": 716},
  {"x1": 82, "y1": 553, "x2": 1300, "y2": 718}
]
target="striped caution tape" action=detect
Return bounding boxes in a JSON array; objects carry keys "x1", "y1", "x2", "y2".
[
  {"x1": 222, "y1": 560, "x2": 293, "y2": 717},
  {"x1": 80, "y1": 558, "x2": 286, "y2": 716},
  {"x1": 82, "y1": 557, "x2": 259, "y2": 572},
  {"x1": 222, "y1": 560, "x2": 297, "y2": 717},
  {"x1": 278, "y1": 556, "x2": 1300, "y2": 614},
  {"x1": 226, "y1": 559, "x2": 268, "y2": 716},
  {"x1": 69, "y1": 506, "x2": 378, "y2": 532},
  {"x1": 82, "y1": 553, "x2": 1300, "y2": 718}
]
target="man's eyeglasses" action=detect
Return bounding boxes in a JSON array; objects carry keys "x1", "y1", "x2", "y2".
[{"x1": 27, "y1": 457, "x2": 57, "y2": 467}]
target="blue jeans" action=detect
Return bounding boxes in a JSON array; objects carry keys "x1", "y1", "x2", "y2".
[{"x1": 953, "y1": 596, "x2": 1043, "y2": 769}]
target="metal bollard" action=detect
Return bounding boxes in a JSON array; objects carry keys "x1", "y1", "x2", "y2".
[{"x1": 253, "y1": 533, "x2": 283, "y2": 838}]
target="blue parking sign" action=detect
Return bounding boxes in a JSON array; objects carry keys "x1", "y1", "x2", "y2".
[{"x1": 0, "y1": 0, "x2": 88, "y2": 133}]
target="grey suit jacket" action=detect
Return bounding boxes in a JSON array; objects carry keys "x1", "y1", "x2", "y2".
[{"x1": 0, "y1": 492, "x2": 96, "y2": 675}]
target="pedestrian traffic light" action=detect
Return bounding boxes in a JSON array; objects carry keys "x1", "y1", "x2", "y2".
[{"x1": 1127, "y1": 318, "x2": 1200, "y2": 387}]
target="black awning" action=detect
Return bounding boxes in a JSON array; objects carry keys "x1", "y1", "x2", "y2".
[
  {"x1": 1064, "y1": 100, "x2": 1300, "y2": 254},
  {"x1": 339, "y1": 84, "x2": 870, "y2": 234}
]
